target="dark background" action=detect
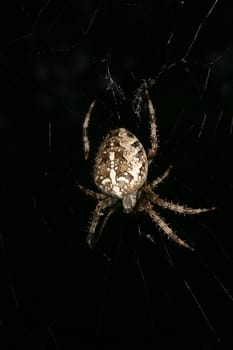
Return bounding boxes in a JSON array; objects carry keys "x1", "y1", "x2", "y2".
[{"x1": 0, "y1": 0, "x2": 233, "y2": 348}]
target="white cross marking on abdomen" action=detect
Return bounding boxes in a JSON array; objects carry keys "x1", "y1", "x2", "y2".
[{"x1": 109, "y1": 151, "x2": 116, "y2": 185}]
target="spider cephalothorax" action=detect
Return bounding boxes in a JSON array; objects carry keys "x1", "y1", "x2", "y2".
[{"x1": 79, "y1": 85, "x2": 215, "y2": 249}]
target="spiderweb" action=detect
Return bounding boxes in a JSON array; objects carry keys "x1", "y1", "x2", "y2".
[{"x1": 0, "y1": 0, "x2": 233, "y2": 348}]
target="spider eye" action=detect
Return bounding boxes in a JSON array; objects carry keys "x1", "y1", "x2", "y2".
[{"x1": 122, "y1": 193, "x2": 137, "y2": 212}]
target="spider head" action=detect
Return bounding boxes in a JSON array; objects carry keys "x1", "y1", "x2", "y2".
[{"x1": 122, "y1": 192, "x2": 137, "y2": 213}]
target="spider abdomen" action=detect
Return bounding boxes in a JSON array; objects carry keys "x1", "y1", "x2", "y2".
[{"x1": 94, "y1": 128, "x2": 148, "y2": 198}]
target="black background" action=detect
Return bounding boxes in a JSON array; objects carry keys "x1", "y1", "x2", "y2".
[{"x1": 0, "y1": 0, "x2": 233, "y2": 348}]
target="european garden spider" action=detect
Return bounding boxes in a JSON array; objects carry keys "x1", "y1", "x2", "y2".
[{"x1": 79, "y1": 85, "x2": 215, "y2": 250}]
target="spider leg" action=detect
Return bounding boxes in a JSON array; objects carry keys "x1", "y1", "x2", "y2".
[
  {"x1": 78, "y1": 184, "x2": 106, "y2": 200},
  {"x1": 148, "y1": 165, "x2": 172, "y2": 189},
  {"x1": 144, "y1": 85, "x2": 158, "y2": 164},
  {"x1": 148, "y1": 191, "x2": 216, "y2": 215},
  {"x1": 143, "y1": 204, "x2": 193, "y2": 250},
  {"x1": 87, "y1": 197, "x2": 117, "y2": 248},
  {"x1": 83, "y1": 99, "x2": 96, "y2": 160},
  {"x1": 94, "y1": 202, "x2": 120, "y2": 244}
]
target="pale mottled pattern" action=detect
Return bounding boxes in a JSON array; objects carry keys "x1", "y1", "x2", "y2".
[{"x1": 94, "y1": 128, "x2": 148, "y2": 198}]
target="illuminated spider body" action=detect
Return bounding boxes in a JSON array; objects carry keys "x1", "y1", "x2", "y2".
[
  {"x1": 79, "y1": 86, "x2": 215, "y2": 249},
  {"x1": 94, "y1": 128, "x2": 148, "y2": 212}
]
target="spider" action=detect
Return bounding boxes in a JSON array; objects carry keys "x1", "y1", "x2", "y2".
[{"x1": 79, "y1": 85, "x2": 215, "y2": 250}]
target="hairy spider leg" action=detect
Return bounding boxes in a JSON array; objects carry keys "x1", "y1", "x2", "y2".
[
  {"x1": 83, "y1": 99, "x2": 96, "y2": 160},
  {"x1": 144, "y1": 86, "x2": 158, "y2": 164},
  {"x1": 148, "y1": 191, "x2": 216, "y2": 215},
  {"x1": 148, "y1": 165, "x2": 172, "y2": 189},
  {"x1": 142, "y1": 203, "x2": 193, "y2": 250},
  {"x1": 78, "y1": 184, "x2": 106, "y2": 200},
  {"x1": 87, "y1": 197, "x2": 118, "y2": 247},
  {"x1": 94, "y1": 202, "x2": 121, "y2": 245}
]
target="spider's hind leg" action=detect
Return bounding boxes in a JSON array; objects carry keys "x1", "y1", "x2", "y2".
[
  {"x1": 83, "y1": 99, "x2": 97, "y2": 160},
  {"x1": 144, "y1": 85, "x2": 159, "y2": 164}
]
